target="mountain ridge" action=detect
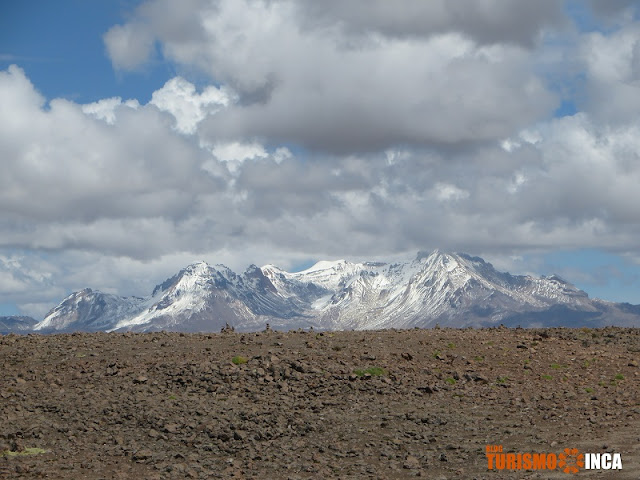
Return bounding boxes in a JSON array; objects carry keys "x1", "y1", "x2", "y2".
[{"x1": 16, "y1": 250, "x2": 640, "y2": 333}]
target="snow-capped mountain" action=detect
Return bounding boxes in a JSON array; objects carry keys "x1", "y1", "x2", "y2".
[
  {"x1": 34, "y1": 288, "x2": 145, "y2": 332},
  {"x1": 29, "y1": 251, "x2": 640, "y2": 333},
  {"x1": 108, "y1": 262, "x2": 313, "y2": 332}
]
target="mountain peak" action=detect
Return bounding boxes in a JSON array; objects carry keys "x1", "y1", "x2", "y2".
[
  {"x1": 183, "y1": 261, "x2": 212, "y2": 274},
  {"x1": 298, "y1": 259, "x2": 350, "y2": 274}
]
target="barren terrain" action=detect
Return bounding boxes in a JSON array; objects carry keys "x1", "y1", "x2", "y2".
[{"x1": 1, "y1": 327, "x2": 639, "y2": 479}]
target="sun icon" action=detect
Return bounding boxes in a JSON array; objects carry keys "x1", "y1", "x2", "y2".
[{"x1": 558, "y1": 448, "x2": 585, "y2": 474}]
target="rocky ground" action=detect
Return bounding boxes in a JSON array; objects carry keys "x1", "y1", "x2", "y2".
[{"x1": 1, "y1": 327, "x2": 639, "y2": 479}]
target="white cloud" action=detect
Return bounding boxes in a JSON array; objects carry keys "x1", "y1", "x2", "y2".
[
  {"x1": 433, "y1": 183, "x2": 470, "y2": 203},
  {"x1": 273, "y1": 147, "x2": 292, "y2": 164},
  {"x1": 104, "y1": 0, "x2": 558, "y2": 153},
  {"x1": 507, "y1": 173, "x2": 527, "y2": 194},
  {"x1": 211, "y1": 141, "x2": 268, "y2": 162},
  {"x1": 103, "y1": 22, "x2": 155, "y2": 70},
  {"x1": 82, "y1": 97, "x2": 140, "y2": 124},
  {"x1": 576, "y1": 24, "x2": 640, "y2": 123},
  {"x1": 150, "y1": 76, "x2": 234, "y2": 134}
]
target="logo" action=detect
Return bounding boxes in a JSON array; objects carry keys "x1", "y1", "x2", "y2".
[
  {"x1": 486, "y1": 445, "x2": 622, "y2": 474},
  {"x1": 558, "y1": 448, "x2": 584, "y2": 474}
]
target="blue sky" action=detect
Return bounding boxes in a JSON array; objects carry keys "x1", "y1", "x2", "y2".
[
  {"x1": 2, "y1": 0, "x2": 640, "y2": 318},
  {"x1": 0, "y1": 1, "x2": 168, "y2": 102}
]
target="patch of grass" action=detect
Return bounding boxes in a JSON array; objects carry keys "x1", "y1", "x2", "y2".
[
  {"x1": 541, "y1": 374, "x2": 553, "y2": 380},
  {"x1": 354, "y1": 366, "x2": 386, "y2": 377},
  {"x1": 474, "y1": 355, "x2": 484, "y2": 363},
  {"x1": 445, "y1": 377, "x2": 456, "y2": 385},
  {"x1": 432, "y1": 350, "x2": 442, "y2": 359},
  {"x1": 496, "y1": 376, "x2": 509, "y2": 384},
  {"x1": 614, "y1": 373, "x2": 624, "y2": 381},
  {"x1": 550, "y1": 363, "x2": 566, "y2": 370},
  {"x1": 168, "y1": 394, "x2": 177, "y2": 400},
  {"x1": 2, "y1": 447, "x2": 47, "y2": 457},
  {"x1": 584, "y1": 387, "x2": 594, "y2": 393},
  {"x1": 231, "y1": 356, "x2": 248, "y2": 365},
  {"x1": 446, "y1": 342, "x2": 456, "y2": 349}
]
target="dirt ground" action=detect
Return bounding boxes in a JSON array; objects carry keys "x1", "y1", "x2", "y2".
[{"x1": 1, "y1": 327, "x2": 639, "y2": 479}]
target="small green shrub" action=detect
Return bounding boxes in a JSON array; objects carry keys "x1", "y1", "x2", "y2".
[
  {"x1": 232, "y1": 356, "x2": 248, "y2": 365},
  {"x1": 3, "y1": 447, "x2": 47, "y2": 457},
  {"x1": 541, "y1": 374, "x2": 553, "y2": 380},
  {"x1": 614, "y1": 373, "x2": 624, "y2": 381},
  {"x1": 584, "y1": 387, "x2": 594, "y2": 393},
  {"x1": 445, "y1": 377, "x2": 456, "y2": 385},
  {"x1": 550, "y1": 363, "x2": 566, "y2": 370},
  {"x1": 354, "y1": 366, "x2": 386, "y2": 377}
]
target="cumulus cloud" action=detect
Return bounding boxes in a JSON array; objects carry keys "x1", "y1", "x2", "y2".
[
  {"x1": 296, "y1": 0, "x2": 564, "y2": 47},
  {"x1": 81, "y1": 97, "x2": 140, "y2": 124},
  {"x1": 578, "y1": 24, "x2": 640, "y2": 123},
  {"x1": 105, "y1": 0, "x2": 558, "y2": 153},
  {"x1": 150, "y1": 76, "x2": 234, "y2": 134},
  {"x1": 0, "y1": 65, "x2": 219, "y2": 226},
  {"x1": 103, "y1": 22, "x2": 156, "y2": 70}
]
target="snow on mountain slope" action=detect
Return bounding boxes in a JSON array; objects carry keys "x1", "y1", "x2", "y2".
[
  {"x1": 35, "y1": 288, "x2": 145, "y2": 332},
  {"x1": 113, "y1": 262, "x2": 219, "y2": 330},
  {"x1": 110, "y1": 261, "x2": 312, "y2": 332},
  {"x1": 289, "y1": 260, "x2": 366, "y2": 291},
  {"x1": 276, "y1": 251, "x2": 598, "y2": 329},
  {"x1": 23, "y1": 250, "x2": 640, "y2": 333}
]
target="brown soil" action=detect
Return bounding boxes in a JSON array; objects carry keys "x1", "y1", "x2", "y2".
[{"x1": 1, "y1": 327, "x2": 639, "y2": 479}]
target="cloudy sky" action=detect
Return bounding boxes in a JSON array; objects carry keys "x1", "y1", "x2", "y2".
[{"x1": 2, "y1": 0, "x2": 640, "y2": 318}]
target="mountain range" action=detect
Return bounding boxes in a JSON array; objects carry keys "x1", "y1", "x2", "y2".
[{"x1": 4, "y1": 251, "x2": 640, "y2": 334}]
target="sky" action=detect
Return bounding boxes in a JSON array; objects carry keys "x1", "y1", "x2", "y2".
[{"x1": 2, "y1": 0, "x2": 640, "y2": 318}]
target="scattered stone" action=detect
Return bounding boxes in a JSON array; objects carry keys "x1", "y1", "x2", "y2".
[
  {"x1": 133, "y1": 449, "x2": 153, "y2": 462},
  {"x1": 403, "y1": 455, "x2": 421, "y2": 469},
  {"x1": 0, "y1": 327, "x2": 637, "y2": 479}
]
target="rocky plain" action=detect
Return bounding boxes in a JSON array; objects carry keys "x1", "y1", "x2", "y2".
[{"x1": 1, "y1": 326, "x2": 639, "y2": 479}]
